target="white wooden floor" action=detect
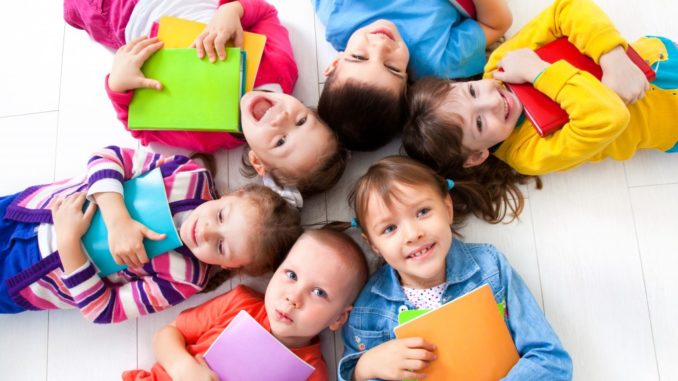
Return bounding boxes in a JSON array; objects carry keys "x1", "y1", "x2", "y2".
[{"x1": 0, "y1": 0, "x2": 676, "y2": 380}]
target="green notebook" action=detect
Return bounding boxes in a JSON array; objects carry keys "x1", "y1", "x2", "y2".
[
  {"x1": 129, "y1": 48, "x2": 245, "y2": 132},
  {"x1": 81, "y1": 168, "x2": 182, "y2": 277}
]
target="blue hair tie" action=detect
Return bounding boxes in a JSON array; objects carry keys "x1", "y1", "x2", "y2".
[
  {"x1": 350, "y1": 218, "x2": 359, "y2": 229},
  {"x1": 446, "y1": 178, "x2": 455, "y2": 190}
]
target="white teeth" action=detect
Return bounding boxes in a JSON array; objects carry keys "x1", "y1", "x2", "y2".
[{"x1": 410, "y1": 246, "x2": 430, "y2": 258}]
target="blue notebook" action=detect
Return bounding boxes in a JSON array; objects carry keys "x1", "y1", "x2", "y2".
[{"x1": 81, "y1": 168, "x2": 182, "y2": 277}]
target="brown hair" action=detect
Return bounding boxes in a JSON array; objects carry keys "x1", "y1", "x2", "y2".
[
  {"x1": 201, "y1": 183, "x2": 303, "y2": 292},
  {"x1": 347, "y1": 156, "x2": 469, "y2": 238},
  {"x1": 240, "y1": 132, "x2": 348, "y2": 199},
  {"x1": 402, "y1": 77, "x2": 542, "y2": 224},
  {"x1": 318, "y1": 74, "x2": 408, "y2": 151}
]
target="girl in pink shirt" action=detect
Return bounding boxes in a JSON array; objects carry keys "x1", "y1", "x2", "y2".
[{"x1": 65, "y1": 0, "x2": 347, "y2": 202}]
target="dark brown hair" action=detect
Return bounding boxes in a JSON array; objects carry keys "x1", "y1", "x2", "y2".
[
  {"x1": 240, "y1": 134, "x2": 348, "y2": 199},
  {"x1": 318, "y1": 74, "x2": 408, "y2": 151},
  {"x1": 402, "y1": 77, "x2": 542, "y2": 223},
  {"x1": 201, "y1": 183, "x2": 303, "y2": 292}
]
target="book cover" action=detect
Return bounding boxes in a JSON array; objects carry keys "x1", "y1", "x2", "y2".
[
  {"x1": 448, "y1": 0, "x2": 476, "y2": 19},
  {"x1": 203, "y1": 310, "x2": 315, "y2": 381},
  {"x1": 81, "y1": 168, "x2": 182, "y2": 277},
  {"x1": 394, "y1": 284, "x2": 519, "y2": 381},
  {"x1": 157, "y1": 15, "x2": 267, "y2": 93},
  {"x1": 506, "y1": 37, "x2": 655, "y2": 136},
  {"x1": 128, "y1": 47, "x2": 244, "y2": 132}
]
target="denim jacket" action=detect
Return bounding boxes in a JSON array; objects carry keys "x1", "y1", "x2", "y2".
[{"x1": 338, "y1": 239, "x2": 573, "y2": 381}]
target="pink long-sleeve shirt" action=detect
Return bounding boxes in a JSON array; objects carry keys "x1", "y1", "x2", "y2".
[{"x1": 107, "y1": 0, "x2": 298, "y2": 153}]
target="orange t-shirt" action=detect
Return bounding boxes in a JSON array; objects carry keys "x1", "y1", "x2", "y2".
[{"x1": 122, "y1": 285, "x2": 328, "y2": 381}]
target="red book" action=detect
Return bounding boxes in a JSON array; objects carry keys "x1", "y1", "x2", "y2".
[
  {"x1": 506, "y1": 37, "x2": 655, "y2": 136},
  {"x1": 449, "y1": 0, "x2": 476, "y2": 19}
]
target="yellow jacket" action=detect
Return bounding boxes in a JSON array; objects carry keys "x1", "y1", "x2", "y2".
[{"x1": 485, "y1": 0, "x2": 678, "y2": 175}]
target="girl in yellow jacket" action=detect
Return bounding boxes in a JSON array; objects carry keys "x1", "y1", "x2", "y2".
[{"x1": 403, "y1": 0, "x2": 678, "y2": 223}]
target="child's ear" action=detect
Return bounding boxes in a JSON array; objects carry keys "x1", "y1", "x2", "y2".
[
  {"x1": 323, "y1": 53, "x2": 344, "y2": 77},
  {"x1": 247, "y1": 150, "x2": 267, "y2": 176},
  {"x1": 444, "y1": 193, "x2": 454, "y2": 223},
  {"x1": 329, "y1": 306, "x2": 352, "y2": 332},
  {"x1": 463, "y1": 149, "x2": 490, "y2": 168}
]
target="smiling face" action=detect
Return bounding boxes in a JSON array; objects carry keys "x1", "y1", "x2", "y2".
[
  {"x1": 264, "y1": 233, "x2": 356, "y2": 348},
  {"x1": 444, "y1": 79, "x2": 524, "y2": 153},
  {"x1": 362, "y1": 182, "x2": 454, "y2": 289},
  {"x1": 179, "y1": 195, "x2": 259, "y2": 270},
  {"x1": 325, "y1": 19, "x2": 409, "y2": 96},
  {"x1": 240, "y1": 91, "x2": 336, "y2": 177}
]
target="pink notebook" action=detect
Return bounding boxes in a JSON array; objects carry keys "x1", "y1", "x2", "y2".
[{"x1": 203, "y1": 310, "x2": 315, "y2": 381}]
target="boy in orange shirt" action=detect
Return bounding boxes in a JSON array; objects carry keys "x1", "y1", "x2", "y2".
[{"x1": 123, "y1": 229, "x2": 369, "y2": 381}]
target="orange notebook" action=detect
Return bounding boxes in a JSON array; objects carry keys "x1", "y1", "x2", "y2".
[
  {"x1": 394, "y1": 284, "x2": 519, "y2": 381},
  {"x1": 157, "y1": 16, "x2": 266, "y2": 93},
  {"x1": 506, "y1": 37, "x2": 655, "y2": 137}
]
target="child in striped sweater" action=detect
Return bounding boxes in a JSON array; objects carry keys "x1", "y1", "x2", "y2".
[{"x1": 0, "y1": 146, "x2": 302, "y2": 323}]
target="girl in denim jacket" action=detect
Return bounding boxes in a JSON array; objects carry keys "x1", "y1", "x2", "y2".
[{"x1": 338, "y1": 156, "x2": 572, "y2": 381}]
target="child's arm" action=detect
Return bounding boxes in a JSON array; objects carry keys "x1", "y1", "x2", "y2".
[
  {"x1": 52, "y1": 192, "x2": 97, "y2": 274},
  {"x1": 192, "y1": 1, "x2": 244, "y2": 63},
  {"x1": 54, "y1": 146, "x2": 210, "y2": 323},
  {"x1": 352, "y1": 338, "x2": 437, "y2": 381},
  {"x1": 485, "y1": 0, "x2": 627, "y2": 76},
  {"x1": 338, "y1": 321, "x2": 436, "y2": 381},
  {"x1": 493, "y1": 53, "x2": 630, "y2": 175},
  {"x1": 218, "y1": 0, "x2": 298, "y2": 94},
  {"x1": 599, "y1": 45, "x2": 649, "y2": 104},
  {"x1": 492, "y1": 249, "x2": 573, "y2": 380},
  {"x1": 473, "y1": 0, "x2": 512, "y2": 46},
  {"x1": 154, "y1": 322, "x2": 218, "y2": 381},
  {"x1": 108, "y1": 36, "x2": 163, "y2": 93},
  {"x1": 92, "y1": 192, "x2": 165, "y2": 268}
]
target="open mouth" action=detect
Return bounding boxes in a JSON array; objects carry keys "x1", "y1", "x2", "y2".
[
  {"x1": 407, "y1": 243, "x2": 436, "y2": 260},
  {"x1": 250, "y1": 97, "x2": 274, "y2": 122}
]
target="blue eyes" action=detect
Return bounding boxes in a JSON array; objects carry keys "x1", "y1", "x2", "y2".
[
  {"x1": 380, "y1": 208, "x2": 432, "y2": 234},
  {"x1": 383, "y1": 225, "x2": 396, "y2": 234},
  {"x1": 285, "y1": 270, "x2": 297, "y2": 280},
  {"x1": 284, "y1": 270, "x2": 328, "y2": 299}
]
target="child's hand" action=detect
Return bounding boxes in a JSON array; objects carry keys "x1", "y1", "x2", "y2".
[
  {"x1": 193, "y1": 2, "x2": 244, "y2": 63},
  {"x1": 493, "y1": 48, "x2": 550, "y2": 84},
  {"x1": 169, "y1": 354, "x2": 218, "y2": 381},
  {"x1": 107, "y1": 216, "x2": 165, "y2": 268},
  {"x1": 600, "y1": 45, "x2": 649, "y2": 104},
  {"x1": 108, "y1": 35, "x2": 164, "y2": 93},
  {"x1": 52, "y1": 192, "x2": 97, "y2": 243},
  {"x1": 353, "y1": 338, "x2": 437, "y2": 381}
]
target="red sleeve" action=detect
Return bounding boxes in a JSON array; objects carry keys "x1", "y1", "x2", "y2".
[
  {"x1": 219, "y1": 0, "x2": 298, "y2": 94},
  {"x1": 306, "y1": 359, "x2": 329, "y2": 381},
  {"x1": 175, "y1": 285, "x2": 262, "y2": 344},
  {"x1": 104, "y1": 75, "x2": 245, "y2": 152}
]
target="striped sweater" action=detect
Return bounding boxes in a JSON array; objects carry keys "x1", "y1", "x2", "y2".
[{"x1": 3, "y1": 146, "x2": 218, "y2": 323}]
